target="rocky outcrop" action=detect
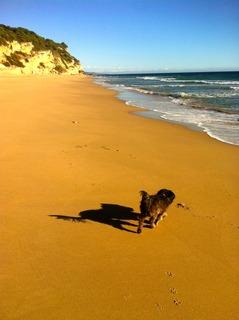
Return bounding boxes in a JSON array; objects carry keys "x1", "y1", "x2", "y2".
[{"x1": 0, "y1": 25, "x2": 83, "y2": 75}]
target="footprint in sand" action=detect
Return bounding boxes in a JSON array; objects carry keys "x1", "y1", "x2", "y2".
[
  {"x1": 177, "y1": 203, "x2": 238, "y2": 231},
  {"x1": 170, "y1": 288, "x2": 182, "y2": 305},
  {"x1": 173, "y1": 298, "x2": 182, "y2": 306},
  {"x1": 101, "y1": 146, "x2": 111, "y2": 151},
  {"x1": 75, "y1": 144, "x2": 87, "y2": 148},
  {"x1": 170, "y1": 287, "x2": 177, "y2": 294},
  {"x1": 101, "y1": 146, "x2": 120, "y2": 152},
  {"x1": 123, "y1": 294, "x2": 132, "y2": 302},
  {"x1": 165, "y1": 274, "x2": 183, "y2": 306},
  {"x1": 155, "y1": 302, "x2": 163, "y2": 311},
  {"x1": 72, "y1": 120, "x2": 80, "y2": 125},
  {"x1": 176, "y1": 203, "x2": 190, "y2": 210},
  {"x1": 165, "y1": 271, "x2": 174, "y2": 278}
]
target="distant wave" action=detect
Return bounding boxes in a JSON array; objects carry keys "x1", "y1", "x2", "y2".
[
  {"x1": 163, "y1": 84, "x2": 186, "y2": 87},
  {"x1": 117, "y1": 82, "x2": 239, "y2": 94},
  {"x1": 136, "y1": 77, "x2": 239, "y2": 86},
  {"x1": 141, "y1": 89, "x2": 239, "y2": 99},
  {"x1": 196, "y1": 80, "x2": 239, "y2": 85},
  {"x1": 136, "y1": 76, "x2": 159, "y2": 80},
  {"x1": 115, "y1": 84, "x2": 156, "y2": 95},
  {"x1": 168, "y1": 80, "x2": 239, "y2": 85},
  {"x1": 121, "y1": 86, "x2": 239, "y2": 114},
  {"x1": 137, "y1": 76, "x2": 177, "y2": 81},
  {"x1": 188, "y1": 104, "x2": 239, "y2": 115},
  {"x1": 169, "y1": 97, "x2": 239, "y2": 115},
  {"x1": 112, "y1": 83, "x2": 239, "y2": 113},
  {"x1": 133, "y1": 87, "x2": 155, "y2": 95}
]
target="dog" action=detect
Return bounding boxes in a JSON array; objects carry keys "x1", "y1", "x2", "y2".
[{"x1": 137, "y1": 189, "x2": 175, "y2": 234}]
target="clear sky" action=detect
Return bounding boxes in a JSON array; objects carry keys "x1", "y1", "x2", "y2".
[{"x1": 1, "y1": 0, "x2": 239, "y2": 73}]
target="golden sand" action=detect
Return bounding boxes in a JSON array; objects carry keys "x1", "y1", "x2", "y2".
[{"x1": 0, "y1": 75, "x2": 238, "y2": 319}]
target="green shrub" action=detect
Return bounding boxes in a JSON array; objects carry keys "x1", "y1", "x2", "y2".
[
  {"x1": 5, "y1": 53, "x2": 24, "y2": 67},
  {"x1": 54, "y1": 65, "x2": 65, "y2": 73},
  {"x1": 0, "y1": 24, "x2": 81, "y2": 70},
  {"x1": 2, "y1": 61, "x2": 11, "y2": 67}
]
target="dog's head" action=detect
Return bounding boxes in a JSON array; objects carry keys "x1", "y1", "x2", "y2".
[{"x1": 157, "y1": 189, "x2": 175, "y2": 205}]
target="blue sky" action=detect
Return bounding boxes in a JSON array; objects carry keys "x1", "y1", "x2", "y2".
[{"x1": 1, "y1": 0, "x2": 239, "y2": 73}]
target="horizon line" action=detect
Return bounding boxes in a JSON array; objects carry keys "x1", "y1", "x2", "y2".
[{"x1": 85, "y1": 69, "x2": 239, "y2": 75}]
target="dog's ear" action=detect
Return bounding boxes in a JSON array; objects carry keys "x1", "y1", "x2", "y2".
[
  {"x1": 170, "y1": 191, "x2": 175, "y2": 199},
  {"x1": 166, "y1": 190, "x2": 175, "y2": 203},
  {"x1": 167, "y1": 190, "x2": 175, "y2": 199},
  {"x1": 158, "y1": 189, "x2": 175, "y2": 202},
  {"x1": 157, "y1": 189, "x2": 168, "y2": 198}
]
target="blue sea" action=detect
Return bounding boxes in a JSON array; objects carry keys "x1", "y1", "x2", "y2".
[{"x1": 94, "y1": 71, "x2": 239, "y2": 146}]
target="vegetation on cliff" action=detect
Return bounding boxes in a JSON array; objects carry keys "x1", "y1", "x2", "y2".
[{"x1": 0, "y1": 24, "x2": 82, "y2": 74}]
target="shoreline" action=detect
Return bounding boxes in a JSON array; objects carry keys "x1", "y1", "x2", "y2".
[
  {"x1": 93, "y1": 75, "x2": 239, "y2": 147},
  {"x1": 95, "y1": 78, "x2": 239, "y2": 147},
  {"x1": 1, "y1": 75, "x2": 238, "y2": 319},
  {"x1": 133, "y1": 108, "x2": 239, "y2": 146}
]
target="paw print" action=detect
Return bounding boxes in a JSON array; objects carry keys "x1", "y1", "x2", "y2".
[
  {"x1": 173, "y1": 298, "x2": 182, "y2": 306},
  {"x1": 165, "y1": 271, "x2": 174, "y2": 277},
  {"x1": 170, "y1": 287, "x2": 177, "y2": 294}
]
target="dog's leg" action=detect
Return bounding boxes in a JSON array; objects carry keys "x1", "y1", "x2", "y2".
[
  {"x1": 154, "y1": 215, "x2": 161, "y2": 226},
  {"x1": 149, "y1": 215, "x2": 155, "y2": 227},
  {"x1": 161, "y1": 212, "x2": 167, "y2": 219},
  {"x1": 155, "y1": 209, "x2": 167, "y2": 225},
  {"x1": 149, "y1": 215, "x2": 157, "y2": 229},
  {"x1": 137, "y1": 215, "x2": 146, "y2": 234}
]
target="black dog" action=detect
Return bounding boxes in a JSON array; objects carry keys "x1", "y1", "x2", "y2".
[{"x1": 137, "y1": 189, "x2": 175, "y2": 234}]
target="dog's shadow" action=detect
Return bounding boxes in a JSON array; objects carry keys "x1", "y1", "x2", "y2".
[{"x1": 49, "y1": 203, "x2": 140, "y2": 233}]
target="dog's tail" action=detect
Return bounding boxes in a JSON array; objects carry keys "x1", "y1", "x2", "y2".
[
  {"x1": 139, "y1": 191, "x2": 151, "y2": 216},
  {"x1": 140, "y1": 190, "x2": 150, "y2": 200}
]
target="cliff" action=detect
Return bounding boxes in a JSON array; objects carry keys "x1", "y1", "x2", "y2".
[{"x1": 0, "y1": 24, "x2": 83, "y2": 75}]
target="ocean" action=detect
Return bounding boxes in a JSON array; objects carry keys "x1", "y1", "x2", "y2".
[{"x1": 94, "y1": 71, "x2": 239, "y2": 146}]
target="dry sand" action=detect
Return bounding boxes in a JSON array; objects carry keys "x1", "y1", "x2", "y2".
[{"x1": 0, "y1": 75, "x2": 238, "y2": 319}]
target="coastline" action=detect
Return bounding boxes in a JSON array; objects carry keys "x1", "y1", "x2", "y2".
[
  {"x1": 94, "y1": 73, "x2": 239, "y2": 146},
  {"x1": 1, "y1": 75, "x2": 238, "y2": 320}
]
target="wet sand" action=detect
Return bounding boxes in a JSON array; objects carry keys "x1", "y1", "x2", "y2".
[{"x1": 0, "y1": 75, "x2": 238, "y2": 319}]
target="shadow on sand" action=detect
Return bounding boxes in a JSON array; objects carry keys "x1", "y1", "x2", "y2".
[{"x1": 49, "y1": 203, "x2": 140, "y2": 233}]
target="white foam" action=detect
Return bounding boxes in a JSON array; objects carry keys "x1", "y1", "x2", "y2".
[
  {"x1": 157, "y1": 77, "x2": 177, "y2": 82},
  {"x1": 171, "y1": 91, "x2": 239, "y2": 99},
  {"x1": 231, "y1": 86, "x2": 239, "y2": 91},
  {"x1": 201, "y1": 80, "x2": 239, "y2": 85},
  {"x1": 167, "y1": 84, "x2": 186, "y2": 87},
  {"x1": 134, "y1": 88, "x2": 154, "y2": 95},
  {"x1": 200, "y1": 125, "x2": 239, "y2": 146},
  {"x1": 171, "y1": 98, "x2": 187, "y2": 105},
  {"x1": 136, "y1": 76, "x2": 158, "y2": 80},
  {"x1": 169, "y1": 80, "x2": 239, "y2": 85},
  {"x1": 137, "y1": 76, "x2": 177, "y2": 81},
  {"x1": 180, "y1": 92, "x2": 191, "y2": 98},
  {"x1": 194, "y1": 92, "x2": 238, "y2": 98}
]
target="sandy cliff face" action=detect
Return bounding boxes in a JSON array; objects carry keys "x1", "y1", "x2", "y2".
[{"x1": 0, "y1": 40, "x2": 83, "y2": 75}]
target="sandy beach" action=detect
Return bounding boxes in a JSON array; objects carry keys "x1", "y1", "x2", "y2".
[{"x1": 1, "y1": 75, "x2": 238, "y2": 319}]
